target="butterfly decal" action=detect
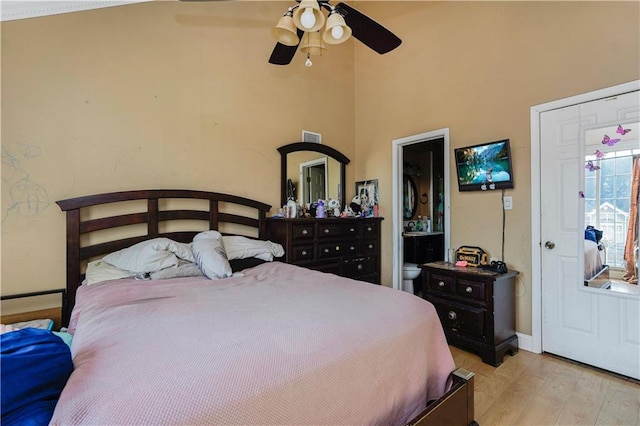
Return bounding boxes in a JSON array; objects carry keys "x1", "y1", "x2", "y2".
[
  {"x1": 595, "y1": 149, "x2": 605, "y2": 159},
  {"x1": 585, "y1": 160, "x2": 600, "y2": 172},
  {"x1": 602, "y1": 134, "x2": 621, "y2": 146},
  {"x1": 616, "y1": 124, "x2": 631, "y2": 135}
]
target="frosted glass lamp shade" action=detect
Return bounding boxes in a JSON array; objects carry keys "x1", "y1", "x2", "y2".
[
  {"x1": 322, "y1": 12, "x2": 351, "y2": 45},
  {"x1": 271, "y1": 15, "x2": 300, "y2": 46},
  {"x1": 299, "y1": 31, "x2": 326, "y2": 56},
  {"x1": 292, "y1": 0, "x2": 325, "y2": 32}
]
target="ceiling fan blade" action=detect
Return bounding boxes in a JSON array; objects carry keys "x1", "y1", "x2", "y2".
[
  {"x1": 335, "y1": 2, "x2": 401, "y2": 54},
  {"x1": 268, "y1": 29, "x2": 304, "y2": 65}
]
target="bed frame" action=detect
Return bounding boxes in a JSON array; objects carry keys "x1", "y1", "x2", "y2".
[{"x1": 55, "y1": 189, "x2": 477, "y2": 426}]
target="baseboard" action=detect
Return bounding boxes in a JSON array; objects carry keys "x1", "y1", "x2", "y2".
[{"x1": 516, "y1": 332, "x2": 534, "y2": 352}]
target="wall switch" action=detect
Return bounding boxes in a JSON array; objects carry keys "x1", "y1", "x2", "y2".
[{"x1": 503, "y1": 196, "x2": 513, "y2": 210}]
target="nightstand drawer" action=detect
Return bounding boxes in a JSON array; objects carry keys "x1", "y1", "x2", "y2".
[
  {"x1": 429, "y1": 297, "x2": 485, "y2": 341},
  {"x1": 291, "y1": 245, "x2": 314, "y2": 262},
  {"x1": 456, "y1": 278, "x2": 485, "y2": 302},
  {"x1": 291, "y1": 224, "x2": 314, "y2": 240},
  {"x1": 428, "y1": 273, "x2": 455, "y2": 294},
  {"x1": 317, "y1": 223, "x2": 359, "y2": 239}
]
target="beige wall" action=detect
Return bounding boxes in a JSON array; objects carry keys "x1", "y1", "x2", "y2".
[
  {"x1": 0, "y1": 1, "x2": 355, "y2": 313},
  {"x1": 354, "y1": 1, "x2": 640, "y2": 335},
  {"x1": 2, "y1": 1, "x2": 639, "y2": 337}
]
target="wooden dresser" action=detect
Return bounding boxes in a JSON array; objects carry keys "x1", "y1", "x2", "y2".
[
  {"x1": 421, "y1": 261, "x2": 518, "y2": 366},
  {"x1": 266, "y1": 217, "x2": 382, "y2": 284}
]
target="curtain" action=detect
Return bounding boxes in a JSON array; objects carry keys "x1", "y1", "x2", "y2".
[{"x1": 622, "y1": 156, "x2": 639, "y2": 284}]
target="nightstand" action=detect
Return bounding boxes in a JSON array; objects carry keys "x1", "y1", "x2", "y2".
[{"x1": 421, "y1": 261, "x2": 518, "y2": 366}]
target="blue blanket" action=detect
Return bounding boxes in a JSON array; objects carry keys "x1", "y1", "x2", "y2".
[{"x1": 1, "y1": 328, "x2": 73, "y2": 426}]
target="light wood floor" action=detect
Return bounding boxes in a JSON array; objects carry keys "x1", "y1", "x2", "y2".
[{"x1": 450, "y1": 346, "x2": 640, "y2": 425}]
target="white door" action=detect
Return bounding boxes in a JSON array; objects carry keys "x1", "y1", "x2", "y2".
[{"x1": 541, "y1": 90, "x2": 640, "y2": 379}]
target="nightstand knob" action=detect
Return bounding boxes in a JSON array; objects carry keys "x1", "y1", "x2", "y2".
[
  {"x1": 350, "y1": 227, "x2": 355, "y2": 232},
  {"x1": 302, "y1": 229, "x2": 308, "y2": 235},
  {"x1": 357, "y1": 264, "x2": 363, "y2": 271},
  {"x1": 324, "y1": 248, "x2": 330, "y2": 253},
  {"x1": 438, "y1": 281, "x2": 445, "y2": 287},
  {"x1": 324, "y1": 229, "x2": 330, "y2": 234},
  {"x1": 335, "y1": 246, "x2": 340, "y2": 251},
  {"x1": 448, "y1": 311, "x2": 457, "y2": 320},
  {"x1": 368, "y1": 244, "x2": 374, "y2": 249},
  {"x1": 350, "y1": 246, "x2": 356, "y2": 251},
  {"x1": 366, "y1": 226, "x2": 372, "y2": 232},
  {"x1": 466, "y1": 286, "x2": 473, "y2": 293},
  {"x1": 301, "y1": 250, "x2": 307, "y2": 256}
]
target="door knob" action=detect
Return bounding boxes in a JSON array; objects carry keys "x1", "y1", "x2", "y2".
[{"x1": 545, "y1": 241, "x2": 555, "y2": 249}]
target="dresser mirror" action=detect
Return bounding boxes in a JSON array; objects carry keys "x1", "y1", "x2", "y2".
[
  {"x1": 278, "y1": 142, "x2": 350, "y2": 209},
  {"x1": 403, "y1": 174, "x2": 418, "y2": 219}
]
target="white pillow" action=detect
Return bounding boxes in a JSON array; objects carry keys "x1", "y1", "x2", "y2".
[
  {"x1": 192, "y1": 231, "x2": 232, "y2": 279},
  {"x1": 103, "y1": 238, "x2": 194, "y2": 274},
  {"x1": 222, "y1": 236, "x2": 285, "y2": 261},
  {"x1": 85, "y1": 259, "x2": 137, "y2": 285},
  {"x1": 149, "y1": 261, "x2": 204, "y2": 280}
]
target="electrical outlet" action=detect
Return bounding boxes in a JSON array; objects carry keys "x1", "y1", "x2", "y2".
[{"x1": 503, "y1": 196, "x2": 513, "y2": 210}]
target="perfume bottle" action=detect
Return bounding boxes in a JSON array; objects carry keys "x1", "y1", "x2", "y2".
[
  {"x1": 316, "y1": 200, "x2": 325, "y2": 218},
  {"x1": 416, "y1": 215, "x2": 423, "y2": 232}
]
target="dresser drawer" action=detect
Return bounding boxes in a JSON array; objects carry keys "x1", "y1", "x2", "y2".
[
  {"x1": 361, "y1": 222, "x2": 377, "y2": 237},
  {"x1": 291, "y1": 224, "x2": 314, "y2": 240},
  {"x1": 318, "y1": 242, "x2": 350, "y2": 259},
  {"x1": 291, "y1": 245, "x2": 314, "y2": 262},
  {"x1": 428, "y1": 273, "x2": 455, "y2": 295},
  {"x1": 317, "y1": 223, "x2": 359, "y2": 239},
  {"x1": 343, "y1": 257, "x2": 376, "y2": 277},
  {"x1": 456, "y1": 278, "x2": 485, "y2": 303},
  {"x1": 428, "y1": 297, "x2": 485, "y2": 341},
  {"x1": 361, "y1": 239, "x2": 377, "y2": 255}
]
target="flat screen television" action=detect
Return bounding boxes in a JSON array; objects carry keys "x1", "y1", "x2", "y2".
[{"x1": 454, "y1": 139, "x2": 514, "y2": 191}]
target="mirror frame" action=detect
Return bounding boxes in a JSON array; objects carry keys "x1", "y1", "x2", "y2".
[
  {"x1": 403, "y1": 174, "x2": 418, "y2": 219},
  {"x1": 278, "y1": 142, "x2": 350, "y2": 209}
]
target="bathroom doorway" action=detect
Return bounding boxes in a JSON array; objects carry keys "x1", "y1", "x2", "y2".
[{"x1": 392, "y1": 129, "x2": 451, "y2": 292}]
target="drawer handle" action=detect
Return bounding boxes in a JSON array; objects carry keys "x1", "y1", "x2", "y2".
[
  {"x1": 324, "y1": 248, "x2": 330, "y2": 253},
  {"x1": 350, "y1": 246, "x2": 356, "y2": 251},
  {"x1": 350, "y1": 227, "x2": 355, "y2": 232},
  {"x1": 466, "y1": 286, "x2": 473, "y2": 293},
  {"x1": 448, "y1": 311, "x2": 457, "y2": 320},
  {"x1": 301, "y1": 250, "x2": 307, "y2": 256},
  {"x1": 324, "y1": 229, "x2": 330, "y2": 234},
  {"x1": 366, "y1": 226, "x2": 372, "y2": 232},
  {"x1": 357, "y1": 264, "x2": 363, "y2": 271},
  {"x1": 335, "y1": 246, "x2": 340, "y2": 251},
  {"x1": 438, "y1": 281, "x2": 445, "y2": 287},
  {"x1": 368, "y1": 244, "x2": 374, "y2": 249},
  {"x1": 302, "y1": 229, "x2": 308, "y2": 235}
]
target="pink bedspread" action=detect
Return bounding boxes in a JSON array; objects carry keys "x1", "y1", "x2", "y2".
[{"x1": 51, "y1": 262, "x2": 454, "y2": 425}]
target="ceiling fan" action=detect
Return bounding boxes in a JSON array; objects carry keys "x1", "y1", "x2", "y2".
[{"x1": 180, "y1": 0, "x2": 402, "y2": 66}]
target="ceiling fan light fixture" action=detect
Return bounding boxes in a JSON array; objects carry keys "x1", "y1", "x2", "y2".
[
  {"x1": 271, "y1": 13, "x2": 299, "y2": 46},
  {"x1": 292, "y1": 0, "x2": 325, "y2": 32},
  {"x1": 322, "y1": 11, "x2": 351, "y2": 45},
  {"x1": 299, "y1": 31, "x2": 326, "y2": 56}
]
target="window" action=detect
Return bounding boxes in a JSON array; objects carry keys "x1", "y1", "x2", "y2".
[{"x1": 585, "y1": 150, "x2": 637, "y2": 268}]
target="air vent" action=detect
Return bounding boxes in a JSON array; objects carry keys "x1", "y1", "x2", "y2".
[{"x1": 302, "y1": 130, "x2": 322, "y2": 144}]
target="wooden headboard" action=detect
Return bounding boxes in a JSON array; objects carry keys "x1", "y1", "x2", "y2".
[{"x1": 56, "y1": 189, "x2": 272, "y2": 326}]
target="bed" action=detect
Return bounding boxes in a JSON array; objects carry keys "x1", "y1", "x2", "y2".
[
  {"x1": 584, "y1": 232, "x2": 610, "y2": 288},
  {"x1": 24, "y1": 189, "x2": 475, "y2": 425}
]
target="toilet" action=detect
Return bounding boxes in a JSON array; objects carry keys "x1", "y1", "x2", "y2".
[{"x1": 402, "y1": 263, "x2": 422, "y2": 294}]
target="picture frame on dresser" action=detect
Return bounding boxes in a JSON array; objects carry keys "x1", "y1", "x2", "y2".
[{"x1": 355, "y1": 179, "x2": 378, "y2": 215}]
